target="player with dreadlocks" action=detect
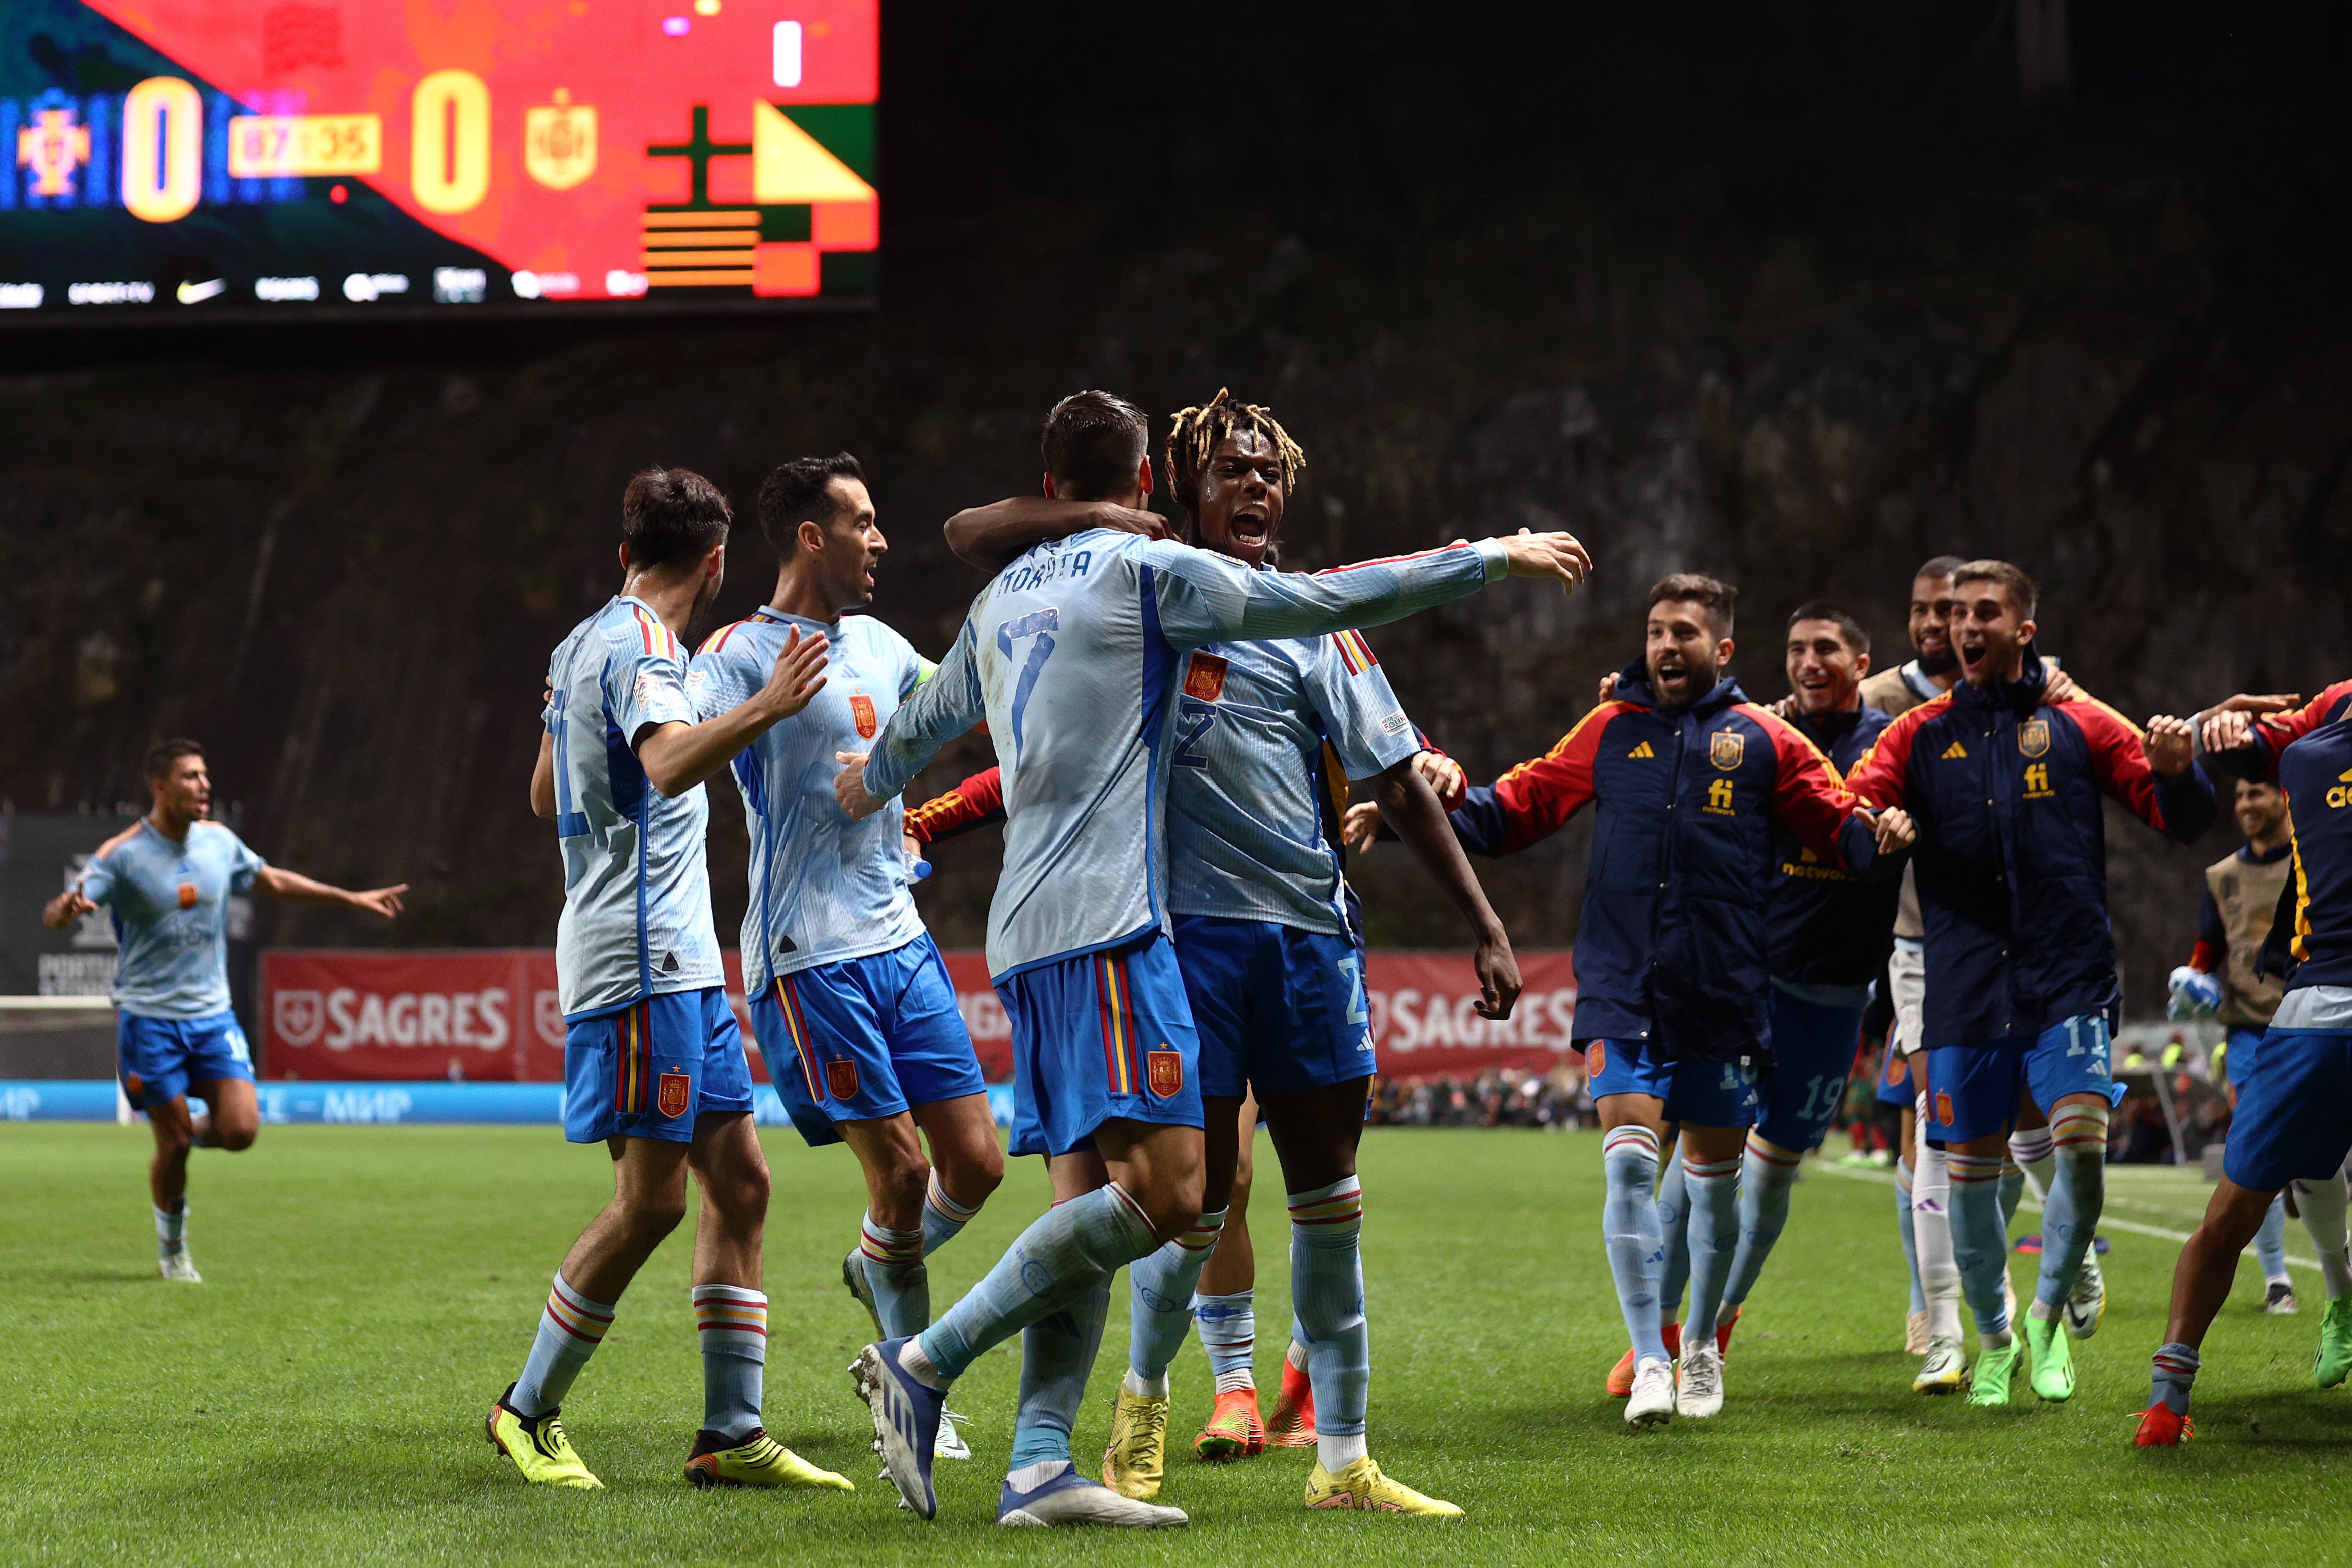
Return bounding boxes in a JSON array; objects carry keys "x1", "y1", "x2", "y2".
[{"x1": 934, "y1": 388, "x2": 1526, "y2": 1515}]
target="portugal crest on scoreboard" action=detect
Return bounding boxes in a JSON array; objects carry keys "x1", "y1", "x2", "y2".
[{"x1": 524, "y1": 91, "x2": 597, "y2": 190}]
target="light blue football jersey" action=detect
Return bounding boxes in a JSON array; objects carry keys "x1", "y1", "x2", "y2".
[
  {"x1": 1166, "y1": 626, "x2": 1418, "y2": 934},
  {"x1": 866, "y1": 530, "x2": 1506, "y2": 978},
  {"x1": 544, "y1": 595, "x2": 724, "y2": 1019},
  {"x1": 78, "y1": 819, "x2": 265, "y2": 1019},
  {"x1": 692, "y1": 606, "x2": 928, "y2": 989}
]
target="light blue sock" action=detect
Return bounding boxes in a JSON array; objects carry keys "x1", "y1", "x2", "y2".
[
  {"x1": 2035, "y1": 1106, "x2": 2109, "y2": 1311},
  {"x1": 1680, "y1": 1153, "x2": 1744, "y2": 1345},
  {"x1": 1946, "y1": 1153, "x2": 2013, "y2": 1339},
  {"x1": 692, "y1": 1284, "x2": 767, "y2": 1439},
  {"x1": 1999, "y1": 1162, "x2": 2026, "y2": 1231},
  {"x1": 922, "y1": 1171, "x2": 979, "y2": 1255},
  {"x1": 1655, "y1": 1151, "x2": 1691, "y2": 1325},
  {"x1": 1722, "y1": 1136, "x2": 1803, "y2": 1312},
  {"x1": 1193, "y1": 1290, "x2": 1257, "y2": 1392},
  {"x1": 857, "y1": 1213, "x2": 929, "y2": 1338},
  {"x1": 2151, "y1": 1341, "x2": 2200, "y2": 1415},
  {"x1": 1289, "y1": 1178, "x2": 1368, "y2": 1439},
  {"x1": 1602, "y1": 1126, "x2": 1670, "y2": 1363},
  {"x1": 1006, "y1": 1279, "x2": 1111, "y2": 1477},
  {"x1": 1127, "y1": 1209, "x2": 1227, "y2": 1385},
  {"x1": 1897, "y1": 1162, "x2": 1926, "y2": 1314},
  {"x1": 511, "y1": 1272, "x2": 615, "y2": 1417},
  {"x1": 2255, "y1": 1194, "x2": 2291, "y2": 1284},
  {"x1": 917, "y1": 1183, "x2": 1159, "y2": 1383}
]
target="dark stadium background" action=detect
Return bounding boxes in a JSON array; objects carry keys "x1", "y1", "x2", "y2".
[{"x1": 5, "y1": 1, "x2": 2348, "y2": 1022}]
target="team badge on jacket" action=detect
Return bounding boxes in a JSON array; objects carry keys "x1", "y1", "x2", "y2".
[
  {"x1": 850, "y1": 694, "x2": 878, "y2": 739},
  {"x1": 1183, "y1": 652, "x2": 1228, "y2": 702},
  {"x1": 1147, "y1": 1047, "x2": 1184, "y2": 1097},
  {"x1": 2018, "y1": 719, "x2": 2050, "y2": 758},
  {"x1": 1710, "y1": 731, "x2": 1745, "y2": 771},
  {"x1": 658, "y1": 1070, "x2": 692, "y2": 1118}
]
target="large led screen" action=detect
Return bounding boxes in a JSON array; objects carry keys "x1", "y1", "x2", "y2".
[{"x1": 1, "y1": 1, "x2": 877, "y2": 318}]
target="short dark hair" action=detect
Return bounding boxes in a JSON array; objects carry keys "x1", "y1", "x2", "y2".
[
  {"x1": 1787, "y1": 600, "x2": 1870, "y2": 656},
  {"x1": 757, "y1": 453, "x2": 867, "y2": 554},
  {"x1": 620, "y1": 467, "x2": 731, "y2": 571},
  {"x1": 1041, "y1": 391, "x2": 1148, "y2": 503},
  {"x1": 1952, "y1": 558, "x2": 2039, "y2": 620},
  {"x1": 1648, "y1": 573, "x2": 1738, "y2": 637},
  {"x1": 146, "y1": 738, "x2": 203, "y2": 780},
  {"x1": 1915, "y1": 554, "x2": 1968, "y2": 584}
]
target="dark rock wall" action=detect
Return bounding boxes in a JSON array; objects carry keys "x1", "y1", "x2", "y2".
[{"x1": 5, "y1": 2, "x2": 2347, "y2": 1016}]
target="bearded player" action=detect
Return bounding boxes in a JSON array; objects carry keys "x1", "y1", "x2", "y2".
[
  {"x1": 1845, "y1": 560, "x2": 2216, "y2": 1406},
  {"x1": 937, "y1": 389, "x2": 1517, "y2": 1515},
  {"x1": 42, "y1": 740, "x2": 407, "y2": 1282},
  {"x1": 487, "y1": 468, "x2": 846, "y2": 1493},
  {"x1": 834, "y1": 390, "x2": 1590, "y2": 1526}
]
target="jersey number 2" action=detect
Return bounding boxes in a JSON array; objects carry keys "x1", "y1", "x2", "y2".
[{"x1": 1173, "y1": 698, "x2": 1218, "y2": 770}]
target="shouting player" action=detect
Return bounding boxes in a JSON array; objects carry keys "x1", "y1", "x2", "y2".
[
  {"x1": 42, "y1": 739, "x2": 407, "y2": 1282},
  {"x1": 692, "y1": 453, "x2": 1004, "y2": 1463},
  {"x1": 487, "y1": 468, "x2": 846, "y2": 1493},
  {"x1": 1438, "y1": 574, "x2": 1914, "y2": 1424},
  {"x1": 1845, "y1": 559, "x2": 2217, "y2": 1406},
  {"x1": 934, "y1": 389, "x2": 1514, "y2": 1515},
  {"x1": 835, "y1": 390, "x2": 1590, "y2": 1526}
]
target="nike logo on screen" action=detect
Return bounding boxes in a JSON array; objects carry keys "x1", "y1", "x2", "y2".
[{"x1": 176, "y1": 278, "x2": 226, "y2": 304}]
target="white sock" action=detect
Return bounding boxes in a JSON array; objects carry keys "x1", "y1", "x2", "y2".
[
  {"x1": 154, "y1": 1201, "x2": 187, "y2": 1253},
  {"x1": 1913, "y1": 1141, "x2": 1963, "y2": 1340},
  {"x1": 1122, "y1": 1367, "x2": 1169, "y2": 1400},
  {"x1": 2296, "y1": 1168, "x2": 2352, "y2": 1299},
  {"x1": 2008, "y1": 1126, "x2": 2056, "y2": 1203},
  {"x1": 1317, "y1": 1431, "x2": 1367, "y2": 1471},
  {"x1": 1005, "y1": 1458, "x2": 1069, "y2": 1492},
  {"x1": 897, "y1": 1336, "x2": 945, "y2": 1390}
]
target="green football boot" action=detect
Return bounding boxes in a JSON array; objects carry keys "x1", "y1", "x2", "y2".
[
  {"x1": 2315, "y1": 1296, "x2": 2352, "y2": 1389},
  {"x1": 2024, "y1": 1311, "x2": 2075, "y2": 1402},
  {"x1": 1968, "y1": 1338, "x2": 2022, "y2": 1407}
]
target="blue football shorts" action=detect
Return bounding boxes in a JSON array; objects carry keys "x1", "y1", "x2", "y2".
[
  {"x1": 562, "y1": 986, "x2": 752, "y2": 1145},
  {"x1": 1756, "y1": 988, "x2": 1867, "y2": 1153},
  {"x1": 2224, "y1": 1028, "x2": 2352, "y2": 1192},
  {"x1": 2222, "y1": 1025, "x2": 2265, "y2": 1091},
  {"x1": 1875, "y1": 1040, "x2": 1914, "y2": 1108},
  {"x1": 997, "y1": 931, "x2": 1203, "y2": 1158},
  {"x1": 1584, "y1": 1034, "x2": 1759, "y2": 1128},
  {"x1": 1172, "y1": 914, "x2": 1378, "y2": 1100},
  {"x1": 751, "y1": 933, "x2": 989, "y2": 1149},
  {"x1": 1924, "y1": 1014, "x2": 2120, "y2": 1144},
  {"x1": 117, "y1": 1010, "x2": 254, "y2": 1112}
]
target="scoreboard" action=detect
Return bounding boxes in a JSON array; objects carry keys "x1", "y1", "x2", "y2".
[{"x1": 0, "y1": 0, "x2": 877, "y2": 318}]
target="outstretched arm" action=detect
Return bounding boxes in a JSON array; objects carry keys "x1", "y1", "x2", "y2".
[
  {"x1": 844, "y1": 622, "x2": 988, "y2": 816},
  {"x1": 1754, "y1": 712, "x2": 1913, "y2": 876},
  {"x1": 943, "y1": 497, "x2": 1170, "y2": 572},
  {"x1": 636, "y1": 625, "x2": 832, "y2": 797},
  {"x1": 2079, "y1": 705, "x2": 2218, "y2": 843},
  {"x1": 254, "y1": 865, "x2": 408, "y2": 918},
  {"x1": 905, "y1": 768, "x2": 1006, "y2": 844},
  {"x1": 1374, "y1": 759, "x2": 1522, "y2": 1019}
]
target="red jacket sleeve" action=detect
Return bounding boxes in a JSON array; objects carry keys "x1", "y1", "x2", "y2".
[
  {"x1": 2248, "y1": 680, "x2": 2352, "y2": 778},
  {"x1": 2069, "y1": 699, "x2": 2217, "y2": 843},
  {"x1": 1451, "y1": 701, "x2": 1619, "y2": 855},
  {"x1": 1840, "y1": 699, "x2": 1934, "y2": 813},
  {"x1": 904, "y1": 768, "x2": 1004, "y2": 844},
  {"x1": 1747, "y1": 705, "x2": 1874, "y2": 871}
]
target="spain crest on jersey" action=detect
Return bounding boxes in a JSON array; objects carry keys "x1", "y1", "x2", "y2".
[
  {"x1": 2018, "y1": 719, "x2": 2050, "y2": 758},
  {"x1": 1183, "y1": 652, "x2": 1228, "y2": 703},
  {"x1": 658, "y1": 1070, "x2": 692, "y2": 1119},
  {"x1": 1147, "y1": 1047, "x2": 1184, "y2": 1098},
  {"x1": 1710, "y1": 731, "x2": 1745, "y2": 771},
  {"x1": 827, "y1": 1059, "x2": 860, "y2": 1101},
  {"x1": 850, "y1": 694, "x2": 878, "y2": 739}
]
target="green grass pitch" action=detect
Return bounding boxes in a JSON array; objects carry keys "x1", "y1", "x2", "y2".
[{"x1": 2, "y1": 1123, "x2": 2346, "y2": 1566}]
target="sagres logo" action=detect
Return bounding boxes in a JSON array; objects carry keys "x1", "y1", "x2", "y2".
[
  {"x1": 2023, "y1": 762, "x2": 2056, "y2": 799},
  {"x1": 535, "y1": 990, "x2": 566, "y2": 1048},
  {"x1": 275, "y1": 990, "x2": 325, "y2": 1047}
]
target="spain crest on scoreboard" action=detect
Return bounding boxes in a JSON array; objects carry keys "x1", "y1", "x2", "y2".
[
  {"x1": 2018, "y1": 719, "x2": 2050, "y2": 758},
  {"x1": 1710, "y1": 731, "x2": 1745, "y2": 771},
  {"x1": 524, "y1": 91, "x2": 597, "y2": 190},
  {"x1": 850, "y1": 694, "x2": 878, "y2": 739}
]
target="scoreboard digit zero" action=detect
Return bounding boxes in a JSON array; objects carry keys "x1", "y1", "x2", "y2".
[{"x1": 1, "y1": 0, "x2": 877, "y2": 318}]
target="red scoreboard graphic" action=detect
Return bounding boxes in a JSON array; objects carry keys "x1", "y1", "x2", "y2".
[{"x1": 1, "y1": 1, "x2": 878, "y2": 315}]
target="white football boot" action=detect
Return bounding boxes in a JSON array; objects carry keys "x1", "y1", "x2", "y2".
[
  {"x1": 158, "y1": 1247, "x2": 202, "y2": 1283},
  {"x1": 1625, "y1": 1356, "x2": 1675, "y2": 1428},
  {"x1": 1677, "y1": 1345, "x2": 1726, "y2": 1418}
]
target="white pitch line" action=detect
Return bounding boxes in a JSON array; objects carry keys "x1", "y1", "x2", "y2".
[{"x1": 1809, "y1": 1157, "x2": 2328, "y2": 1276}]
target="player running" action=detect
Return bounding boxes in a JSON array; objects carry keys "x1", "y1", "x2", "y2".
[
  {"x1": 691, "y1": 452, "x2": 1005, "y2": 1464},
  {"x1": 41, "y1": 739, "x2": 407, "y2": 1283},
  {"x1": 2138, "y1": 684, "x2": 2352, "y2": 1442},
  {"x1": 1430, "y1": 574, "x2": 1915, "y2": 1424},
  {"x1": 487, "y1": 468, "x2": 847, "y2": 1494},
  {"x1": 833, "y1": 390, "x2": 1590, "y2": 1526},
  {"x1": 933, "y1": 389, "x2": 1514, "y2": 1515},
  {"x1": 1845, "y1": 559, "x2": 2217, "y2": 1407}
]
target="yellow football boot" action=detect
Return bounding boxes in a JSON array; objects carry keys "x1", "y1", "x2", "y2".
[
  {"x1": 486, "y1": 1386, "x2": 601, "y2": 1489},
  {"x1": 684, "y1": 1428, "x2": 853, "y2": 1491},
  {"x1": 1102, "y1": 1384, "x2": 1170, "y2": 1500},
  {"x1": 1304, "y1": 1456, "x2": 1463, "y2": 1517}
]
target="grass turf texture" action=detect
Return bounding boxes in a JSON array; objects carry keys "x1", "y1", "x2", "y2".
[{"x1": 1, "y1": 1127, "x2": 2345, "y2": 1566}]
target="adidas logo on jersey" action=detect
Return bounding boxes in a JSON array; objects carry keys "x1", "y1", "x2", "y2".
[
  {"x1": 1628, "y1": 741, "x2": 1656, "y2": 758},
  {"x1": 1941, "y1": 741, "x2": 1968, "y2": 760}
]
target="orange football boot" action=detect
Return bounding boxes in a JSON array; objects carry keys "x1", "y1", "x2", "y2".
[
  {"x1": 1193, "y1": 1387, "x2": 1267, "y2": 1461},
  {"x1": 2135, "y1": 1405, "x2": 2195, "y2": 1447},
  {"x1": 1265, "y1": 1355, "x2": 1317, "y2": 1447},
  {"x1": 1608, "y1": 1321, "x2": 1683, "y2": 1397}
]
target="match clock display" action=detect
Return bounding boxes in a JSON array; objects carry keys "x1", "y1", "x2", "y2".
[{"x1": 0, "y1": 0, "x2": 877, "y2": 318}]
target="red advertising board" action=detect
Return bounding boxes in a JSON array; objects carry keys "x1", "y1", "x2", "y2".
[{"x1": 262, "y1": 947, "x2": 1575, "y2": 1084}]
